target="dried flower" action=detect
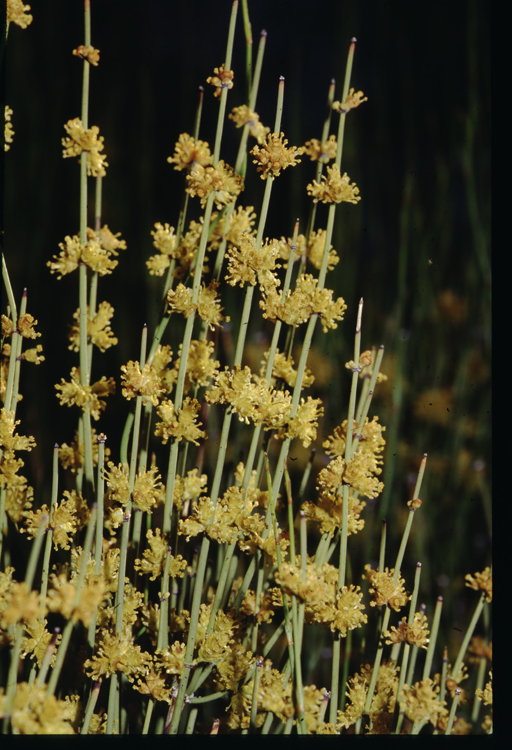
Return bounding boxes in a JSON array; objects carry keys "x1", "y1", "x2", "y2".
[
  {"x1": 250, "y1": 132, "x2": 304, "y2": 179},
  {"x1": 206, "y1": 64, "x2": 234, "y2": 98},
  {"x1": 72, "y1": 45, "x2": 100, "y2": 65},
  {"x1": 307, "y1": 164, "x2": 360, "y2": 204},
  {"x1": 62, "y1": 117, "x2": 108, "y2": 177}
]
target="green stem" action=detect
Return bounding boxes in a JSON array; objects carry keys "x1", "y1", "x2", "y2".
[
  {"x1": 46, "y1": 505, "x2": 97, "y2": 697},
  {"x1": 449, "y1": 590, "x2": 487, "y2": 681},
  {"x1": 81, "y1": 679, "x2": 102, "y2": 735},
  {"x1": 422, "y1": 596, "x2": 443, "y2": 681}
]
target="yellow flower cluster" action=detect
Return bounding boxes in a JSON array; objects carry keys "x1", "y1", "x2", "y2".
[
  {"x1": 250, "y1": 132, "x2": 304, "y2": 179},
  {"x1": 4, "y1": 106, "x2": 14, "y2": 151},
  {"x1": 277, "y1": 557, "x2": 367, "y2": 636},
  {"x1": 323, "y1": 416, "x2": 386, "y2": 468},
  {"x1": 229, "y1": 105, "x2": 270, "y2": 143},
  {"x1": 384, "y1": 612, "x2": 430, "y2": 649},
  {"x1": 0, "y1": 682, "x2": 77, "y2": 734},
  {"x1": 84, "y1": 629, "x2": 152, "y2": 683},
  {"x1": 465, "y1": 567, "x2": 492, "y2": 602},
  {"x1": 104, "y1": 462, "x2": 164, "y2": 514},
  {"x1": 260, "y1": 273, "x2": 347, "y2": 332},
  {"x1": 0, "y1": 575, "x2": 41, "y2": 630},
  {"x1": 332, "y1": 88, "x2": 368, "y2": 113},
  {"x1": 206, "y1": 64, "x2": 234, "y2": 98},
  {"x1": 0, "y1": 409, "x2": 36, "y2": 493},
  {"x1": 7, "y1": 0, "x2": 33, "y2": 28},
  {"x1": 23, "y1": 489, "x2": 88, "y2": 549},
  {"x1": 167, "y1": 133, "x2": 213, "y2": 171},
  {"x1": 316, "y1": 448, "x2": 384, "y2": 501},
  {"x1": 398, "y1": 678, "x2": 445, "y2": 727},
  {"x1": 134, "y1": 529, "x2": 187, "y2": 580},
  {"x1": 145, "y1": 222, "x2": 177, "y2": 276},
  {"x1": 2, "y1": 312, "x2": 41, "y2": 340},
  {"x1": 46, "y1": 569, "x2": 106, "y2": 627},
  {"x1": 259, "y1": 348, "x2": 315, "y2": 390},
  {"x1": 225, "y1": 235, "x2": 282, "y2": 288},
  {"x1": 205, "y1": 365, "x2": 323, "y2": 446},
  {"x1": 120, "y1": 360, "x2": 164, "y2": 407},
  {"x1": 364, "y1": 565, "x2": 410, "y2": 611},
  {"x1": 167, "y1": 280, "x2": 230, "y2": 330},
  {"x1": 307, "y1": 165, "x2": 360, "y2": 204},
  {"x1": 227, "y1": 659, "x2": 294, "y2": 730},
  {"x1": 186, "y1": 160, "x2": 244, "y2": 208},
  {"x1": 302, "y1": 491, "x2": 366, "y2": 538},
  {"x1": 475, "y1": 670, "x2": 492, "y2": 706},
  {"x1": 72, "y1": 45, "x2": 100, "y2": 65},
  {"x1": 20, "y1": 618, "x2": 62, "y2": 668},
  {"x1": 303, "y1": 135, "x2": 337, "y2": 163},
  {"x1": 62, "y1": 117, "x2": 108, "y2": 177},
  {"x1": 47, "y1": 226, "x2": 126, "y2": 278},
  {"x1": 68, "y1": 301, "x2": 118, "y2": 352},
  {"x1": 155, "y1": 397, "x2": 206, "y2": 446},
  {"x1": 338, "y1": 660, "x2": 398, "y2": 731},
  {"x1": 205, "y1": 365, "x2": 288, "y2": 426},
  {"x1": 55, "y1": 366, "x2": 116, "y2": 420},
  {"x1": 179, "y1": 487, "x2": 287, "y2": 563},
  {"x1": 165, "y1": 340, "x2": 220, "y2": 394}
]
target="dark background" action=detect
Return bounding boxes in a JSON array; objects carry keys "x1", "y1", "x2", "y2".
[{"x1": 3, "y1": 0, "x2": 490, "y2": 655}]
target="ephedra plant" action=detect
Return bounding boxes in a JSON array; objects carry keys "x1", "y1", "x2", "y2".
[{"x1": 1, "y1": 0, "x2": 491, "y2": 735}]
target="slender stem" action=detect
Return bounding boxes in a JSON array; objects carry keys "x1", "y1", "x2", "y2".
[{"x1": 449, "y1": 590, "x2": 487, "y2": 680}]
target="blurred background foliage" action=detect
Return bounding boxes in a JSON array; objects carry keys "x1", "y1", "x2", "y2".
[{"x1": 4, "y1": 0, "x2": 490, "y2": 662}]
